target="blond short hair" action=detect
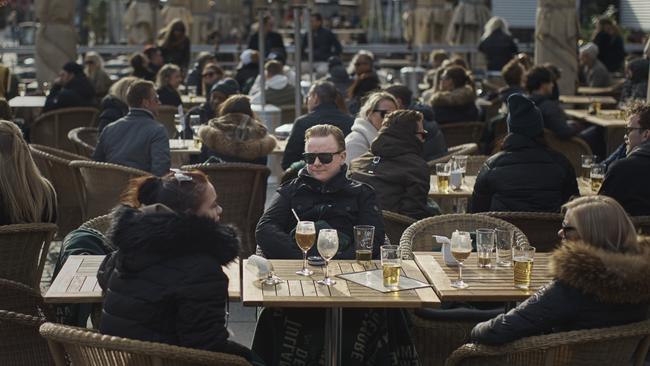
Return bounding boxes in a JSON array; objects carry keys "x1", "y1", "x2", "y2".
[{"x1": 305, "y1": 124, "x2": 345, "y2": 151}]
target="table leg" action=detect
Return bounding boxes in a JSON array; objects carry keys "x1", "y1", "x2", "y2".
[{"x1": 325, "y1": 307, "x2": 342, "y2": 366}]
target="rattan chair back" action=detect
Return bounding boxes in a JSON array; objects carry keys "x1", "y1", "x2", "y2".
[
  {"x1": 277, "y1": 104, "x2": 297, "y2": 124},
  {"x1": 440, "y1": 122, "x2": 485, "y2": 147},
  {"x1": 182, "y1": 162, "x2": 270, "y2": 257},
  {"x1": 39, "y1": 322, "x2": 251, "y2": 366},
  {"x1": 157, "y1": 105, "x2": 179, "y2": 138},
  {"x1": 29, "y1": 144, "x2": 87, "y2": 237},
  {"x1": 482, "y1": 211, "x2": 564, "y2": 252},
  {"x1": 543, "y1": 129, "x2": 592, "y2": 173},
  {"x1": 0, "y1": 223, "x2": 57, "y2": 289},
  {"x1": 464, "y1": 155, "x2": 488, "y2": 176},
  {"x1": 31, "y1": 107, "x2": 99, "y2": 153},
  {"x1": 445, "y1": 318, "x2": 650, "y2": 366},
  {"x1": 632, "y1": 216, "x2": 650, "y2": 236},
  {"x1": 382, "y1": 211, "x2": 417, "y2": 246},
  {"x1": 79, "y1": 214, "x2": 113, "y2": 236},
  {"x1": 68, "y1": 127, "x2": 98, "y2": 158},
  {"x1": 69, "y1": 161, "x2": 150, "y2": 221},
  {"x1": 399, "y1": 214, "x2": 528, "y2": 258},
  {"x1": 428, "y1": 143, "x2": 479, "y2": 170}
]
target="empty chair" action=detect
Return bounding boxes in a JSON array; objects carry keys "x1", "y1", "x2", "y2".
[
  {"x1": 483, "y1": 211, "x2": 563, "y2": 252},
  {"x1": 182, "y1": 162, "x2": 270, "y2": 257},
  {"x1": 69, "y1": 160, "x2": 149, "y2": 221},
  {"x1": 382, "y1": 210, "x2": 416, "y2": 246},
  {"x1": 446, "y1": 318, "x2": 650, "y2": 366},
  {"x1": 29, "y1": 144, "x2": 88, "y2": 238},
  {"x1": 0, "y1": 223, "x2": 57, "y2": 289},
  {"x1": 544, "y1": 129, "x2": 592, "y2": 174},
  {"x1": 30, "y1": 107, "x2": 99, "y2": 153},
  {"x1": 156, "y1": 105, "x2": 179, "y2": 138},
  {"x1": 39, "y1": 322, "x2": 251, "y2": 366},
  {"x1": 440, "y1": 122, "x2": 485, "y2": 147},
  {"x1": 68, "y1": 126, "x2": 98, "y2": 158}
]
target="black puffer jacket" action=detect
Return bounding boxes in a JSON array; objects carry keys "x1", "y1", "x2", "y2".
[
  {"x1": 600, "y1": 141, "x2": 650, "y2": 216},
  {"x1": 478, "y1": 29, "x2": 518, "y2": 72},
  {"x1": 471, "y1": 133, "x2": 579, "y2": 213},
  {"x1": 528, "y1": 94, "x2": 577, "y2": 140},
  {"x1": 97, "y1": 95, "x2": 129, "y2": 133},
  {"x1": 471, "y1": 239, "x2": 650, "y2": 345},
  {"x1": 98, "y1": 205, "x2": 252, "y2": 359},
  {"x1": 43, "y1": 75, "x2": 96, "y2": 112},
  {"x1": 349, "y1": 118, "x2": 436, "y2": 220},
  {"x1": 256, "y1": 166, "x2": 385, "y2": 259}
]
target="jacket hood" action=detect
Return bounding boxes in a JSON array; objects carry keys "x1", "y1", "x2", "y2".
[
  {"x1": 265, "y1": 74, "x2": 289, "y2": 90},
  {"x1": 328, "y1": 65, "x2": 351, "y2": 82},
  {"x1": 371, "y1": 118, "x2": 422, "y2": 158},
  {"x1": 108, "y1": 205, "x2": 240, "y2": 272},
  {"x1": 431, "y1": 85, "x2": 476, "y2": 107},
  {"x1": 630, "y1": 140, "x2": 650, "y2": 158},
  {"x1": 100, "y1": 95, "x2": 128, "y2": 112},
  {"x1": 550, "y1": 239, "x2": 650, "y2": 304},
  {"x1": 351, "y1": 117, "x2": 378, "y2": 141},
  {"x1": 501, "y1": 132, "x2": 544, "y2": 151},
  {"x1": 199, "y1": 113, "x2": 276, "y2": 160}
]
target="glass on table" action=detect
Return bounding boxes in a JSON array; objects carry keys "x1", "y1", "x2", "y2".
[
  {"x1": 317, "y1": 229, "x2": 339, "y2": 286},
  {"x1": 295, "y1": 221, "x2": 316, "y2": 276},
  {"x1": 18, "y1": 82, "x2": 26, "y2": 97},
  {"x1": 495, "y1": 228, "x2": 514, "y2": 267},
  {"x1": 513, "y1": 246, "x2": 536, "y2": 289},
  {"x1": 189, "y1": 114, "x2": 202, "y2": 148},
  {"x1": 354, "y1": 225, "x2": 374, "y2": 266},
  {"x1": 41, "y1": 81, "x2": 50, "y2": 96},
  {"x1": 590, "y1": 163, "x2": 606, "y2": 192},
  {"x1": 381, "y1": 245, "x2": 401, "y2": 288},
  {"x1": 450, "y1": 231, "x2": 472, "y2": 288},
  {"x1": 476, "y1": 228, "x2": 495, "y2": 269},
  {"x1": 436, "y1": 163, "x2": 451, "y2": 193},
  {"x1": 187, "y1": 85, "x2": 197, "y2": 102},
  {"x1": 581, "y1": 155, "x2": 596, "y2": 179},
  {"x1": 174, "y1": 114, "x2": 184, "y2": 142}
]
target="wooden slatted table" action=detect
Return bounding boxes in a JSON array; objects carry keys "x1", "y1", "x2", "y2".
[
  {"x1": 414, "y1": 252, "x2": 552, "y2": 302},
  {"x1": 8, "y1": 95, "x2": 46, "y2": 108},
  {"x1": 559, "y1": 95, "x2": 617, "y2": 105},
  {"x1": 44, "y1": 255, "x2": 242, "y2": 303},
  {"x1": 565, "y1": 109, "x2": 626, "y2": 155},
  {"x1": 169, "y1": 139, "x2": 201, "y2": 168}
]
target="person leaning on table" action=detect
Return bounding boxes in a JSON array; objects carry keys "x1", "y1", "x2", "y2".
[{"x1": 471, "y1": 195, "x2": 650, "y2": 345}]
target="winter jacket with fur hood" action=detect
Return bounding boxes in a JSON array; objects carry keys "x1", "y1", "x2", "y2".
[
  {"x1": 345, "y1": 117, "x2": 378, "y2": 164},
  {"x1": 429, "y1": 85, "x2": 479, "y2": 124},
  {"x1": 97, "y1": 205, "x2": 254, "y2": 360},
  {"x1": 471, "y1": 239, "x2": 650, "y2": 345},
  {"x1": 199, "y1": 112, "x2": 276, "y2": 165}
]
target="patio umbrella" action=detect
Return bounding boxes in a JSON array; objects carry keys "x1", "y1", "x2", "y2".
[
  {"x1": 446, "y1": 0, "x2": 491, "y2": 46},
  {"x1": 35, "y1": 0, "x2": 77, "y2": 84},
  {"x1": 161, "y1": 0, "x2": 193, "y2": 38},
  {"x1": 124, "y1": 0, "x2": 160, "y2": 45},
  {"x1": 107, "y1": 0, "x2": 126, "y2": 44},
  {"x1": 534, "y1": 0, "x2": 579, "y2": 96},
  {"x1": 645, "y1": 37, "x2": 650, "y2": 102},
  {"x1": 403, "y1": 0, "x2": 453, "y2": 46},
  {"x1": 190, "y1": 0, "x2": 213, "y2": 44}
]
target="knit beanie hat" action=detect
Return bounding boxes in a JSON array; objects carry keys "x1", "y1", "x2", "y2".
[
  {"x1": 210, "y1": 78, "x2": 240, "y2": 97},
  {"x1": 507, "y1": 93, "x2": 544, "y2": 138},
  {"x1": 62, "y1": 61, "x2": 84, "y2": 75}
]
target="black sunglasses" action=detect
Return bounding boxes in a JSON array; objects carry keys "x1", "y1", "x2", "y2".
[
  {"x1": 202, "y1": 72, "x2": 216, "y2": 78},
  {"x1": 373, "y1": 109, "x2": 391, "y2": 118},
  {"x1": 302, "y1": 151, "x2": 344, "y2": 165},
  {"x1": 625, "y1": 126, "x2": 646, "y2": 135}
]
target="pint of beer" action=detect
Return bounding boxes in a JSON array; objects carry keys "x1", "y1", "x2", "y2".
[
  {"x1": 436, "y1": 163, "x2": 451, "y2": 193},
  {"x1": 590, "y1": 164, "x2": 606, "y2": 192},
  {"x1": 513, "y1": 246, "x2": 535, "y2": 289},
  {"x1": 381, "y1": 245, "x2": 401, "y2": 288}
]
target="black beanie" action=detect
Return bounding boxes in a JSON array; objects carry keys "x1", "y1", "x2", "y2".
[
  {"x1": 507, "y1": 93, "x2": 544, "y2": 138},
  {"x1": 62, "y1": 61, "x2": 84, "y2": 75},
  {"x1": 210, "y1": 78, "x2": 240, "y2": 97}
]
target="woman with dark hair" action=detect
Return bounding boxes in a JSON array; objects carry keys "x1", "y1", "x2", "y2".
[
  {"x1": 429, "y1": 65, "x2": 479, "y2": 123},
  {"x1": 156, "y1": 64, "x2": 183, "y2": 106},
  {"x1": 200, "y1": 63, "x2": 224, "y2": 97},
  {"x1": 129, "y1": 53, "x2": 154, "y2": 81},
  {"x1": 185, "y1": 52, "x2": 218, "y2": 96},
  {"x1": 620, "y1": 58, "x2": 649, "y2": 105},
  {"x1": 592, "y1": 17, "x2": 625, "y2": 73},
  {"x1": 471, "y1": 94, "x2": 578, "y2": 213},
  {"x1": 472, "y1": 195, "x2": 650, "y2": 345},
  {"x1": 198, "y1": 94, "x2": 276, "y2": 165},
  {"x1": 98, "y1": 170, "x2": 264, "y2": 365},
  {"x1": 159, "y1": 18, "x2": 191, "y2": 71},
  {"x1": 346, "y1": 72, "x2": 381, "y2": 115}
]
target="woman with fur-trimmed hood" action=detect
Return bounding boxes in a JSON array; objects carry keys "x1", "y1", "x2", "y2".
[
  {"x1": 198, "y1": 94, "x2": 276, "y2": 165},
  {"x1": 471, "y1": 195, "x2": 650, "y2": 345}
]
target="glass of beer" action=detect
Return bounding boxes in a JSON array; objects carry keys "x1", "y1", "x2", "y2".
[
  {"x1": 590, "y1": 163, "x2": 606, "y2": 192},
  {"x1": 476, "y1": 229, "x2": 495, "y2": 269},
  {"x1": 513, "y1": 246, "x2": 536, "y2": 289},
  {"x1": 495, "y1": 228, "x2": 513, "y2": 267},
  {"x1": 317, "y1": 229, "x2": 339, "y2": 286},
  {"x1": 450, "y1": 232, "x2": 472, "y2": 288},
  {"x1": 581, "y1": 155, "x2": 596, "y2": 179},
  {"x1": 187, "y1": 85, "x2": 197, "y2": 102},
  {"x1": 18, "y1": 82, "x2": 26, "y2": 97},
  {"x1": 295, "y1": 221, "x2": 316, "y2": 276},
  {"x1": 189, "y1": 115, "x2": 202, "y2": 149},
  {"x1": 436, "y1": 163, "x2": 451, "y2": 193},
  {"x1": 354, "y1": 225, "x2": 374, "y2": 266},
  {"x1": 381, "y1": 245, "x2": 401, "y2": 288},
  {"x1": 452, "y1": 155, "x2": 468, "y2": 185}
]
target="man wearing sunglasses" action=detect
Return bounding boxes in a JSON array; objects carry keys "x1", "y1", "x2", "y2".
[
  {"x1": 257, "y1": 124, "x2": 385, "y2": 260},
  {"x1": 599, "y1": 101, "x2": 650, "y2": 215}
]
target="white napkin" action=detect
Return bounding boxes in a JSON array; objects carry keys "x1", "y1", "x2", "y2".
[{"x1": 246, "y1": 255, "x2": 273, "y2": 278}]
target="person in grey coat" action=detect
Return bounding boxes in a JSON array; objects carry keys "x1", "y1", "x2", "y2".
[
  {"x1": 579, "y1": 43, "x2": 612, "y2": 88},
  {"x1": 93, "y1": 80, "x2": 170, "y2": 176}
]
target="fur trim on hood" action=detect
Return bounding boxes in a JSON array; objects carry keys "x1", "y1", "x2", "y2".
[
  {"x1": 550, "y1": 239, "x2": 650, "y2": 304},
  {"x1": 108, "y1": 205, "x2": 240, "y2": 272},
  {"x1": 199, "y1": 113, "x2": 276, "y2": 160},
  {"x1": 430, "y1": 85, "x2": 476, "y2": 107}
]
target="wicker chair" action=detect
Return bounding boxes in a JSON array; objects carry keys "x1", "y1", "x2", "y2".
[
  {"x1": 482, "y1": 212, "x2": 564, "y2": 252},
  {"x1": 445, "y1": 318, "x2": 650, "y2": 366},
  {"x1": 80, "y1": 214, "x2": 113, "y2": 236},
  {"x1": 39, "y1": 323, "x2": 251, "y2": 366},
  {"x1": 0, "y1": 279, "x2": 56, "y2": 365},
  {"x1": 440, "y1": 122, "x2": 486, "y2": 147},
  {"x1": 30, "y1": 107, "x2": 99, "y2": 153},
  {"x1": 632, "y1": 216, "x2": 650, "y2": 236},
  {"x1": 382, "y1": 211, "x2": 417, "y2": 246},
  {"x1": 0, "y1": 223, "x2": 58, "y2": 289},
  {"x1": 428, "y1": 143, "x2": 479, "y2": 170},
  {"x1": 543, "y1": 129, "x2": 592, "y2": 174},
  {"x1": 398, "y1": 214, "x2": 529, "y2": 259},
  {"x1": 29, "y1": 144, "x2": 88, "y2": 238},
  {"x1": 182, "y1": 162, "x2": 271, "y2": 257},
  {"x1": 68, "y1": 126, "x2": 98, "y2": 158},
  {"x1": 157, "y1": 105, "x2": 180, "y2": 138},
  {"x1": 69, "y1": 161, "x2": 150, "y2": 221}
]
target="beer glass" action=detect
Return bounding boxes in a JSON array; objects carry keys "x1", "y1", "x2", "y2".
[
  {"x1": 450, "y1": 232, "x2": 472, "y2": 288},
  {"x1": 495, "y1": 228, "x2": 513, "y2": 267},
  {"x1": 590, "y1": 163, "x2": 606, "y2": 192},
  {"x1": 436, "y1": 163, "x2": 451, "y2": 193},
  {"x1": 189, "y1": 115, "x2": 202, "y2": 148},
  {"x1": 174, "y1": 114, "x2": 184, "y2": 142},
  {"x1": 354, "y1": 225, "x2": 375, "y2": 266},
  {"x1": 187, "y1": 85, "x2": 197, "y2": 102},
  {"x1": 317, "y1": 229, "x2": 339, "y2": 286},
  {"x1": 513, "y1": 246, "x2": 536, "y2": 289},
  {"x1": 18, "y1": 83, "x2": 26, "y2": 97},
  {"x1": 295, "y1": 221, "x2": 316, "y2": 276},
  {"x1": 581, "y1": 155, "x2": 596, "y2": 179},
  {"x1": 381, "y1": 245, "x2": 401, "y2": 288},
  {"x1": 476, "y1": 228, "x2": 495, "y2": 269}
]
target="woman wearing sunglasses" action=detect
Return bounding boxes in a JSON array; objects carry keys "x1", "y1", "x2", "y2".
[
  {"x1": 200, "y1": 63, "x2": 223, "y2": 97},
  {"x1": 471, "y1": 195, "x2": 650, "y2": 346},
  {"x1": 345, "y1": 91, "x2": 398, "y2": 164}
]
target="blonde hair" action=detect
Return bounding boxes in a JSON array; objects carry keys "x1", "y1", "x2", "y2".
[
  {"x1": 347, "y1": 50, "x2": 374, "y2": 75},
  {"x1": 358, "y1": 91, "x2": 398, "y2": 120},
  {"x1": 108, "y1": 76, "x2": 139, "y2": 104},
  {"x1": 156, "y1": 64, "x2": 181, "y2": 89},
  {"x1": 305, "y1": 124, "x2": 345, "y2": 151},
  {"x1": 0, "y1": 121, "x2": 56, "y2": 224},
  {"x1": 84, "y1": 51, "x2": 105, "y2": 79},
  {"x1": 562, "y1": 196, "x2": 638, "y2": 253},
  {"x1": 481, "y1": 16, "x2": 510, "y2": 40}
]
